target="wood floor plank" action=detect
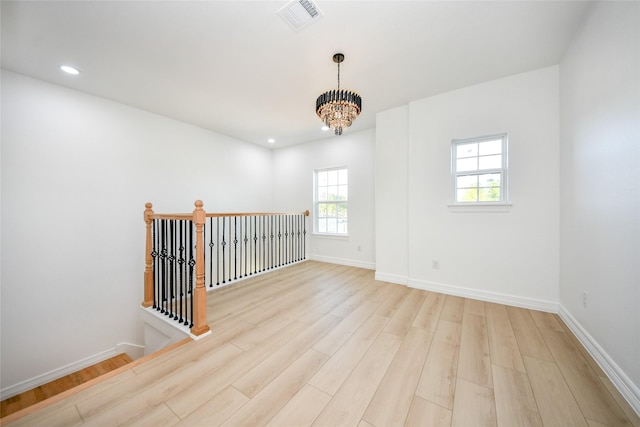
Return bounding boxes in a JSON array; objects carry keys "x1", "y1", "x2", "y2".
[
  {"x1": 4, "y1": 404, "x2": 84, "y2": 427},
  {"x1": 522, "y1": 355, "x2": 588, "y2": 427},
  {"x1": 506, "y1": 306, "x2": 554, "y2": 361},
  {"x1": 415, "y1": 319, "x2": 462, "y2": 409},
  {"x1": 308, "y1": 314, "x2": 387, "y2": 396},
  {"x1": 363, "y1": 327, "x2": 433, "y2": 427},
  {"x1": 375, "y1": 285, "x2": 409, "y2": 318},
  {"x1": 232, "y1": 313, "x2": 340, "y2": 398},
  {"x1": 598, "y1": 374, "x2": 640, "y2": 427},
  {"x1": 221, "y1": 349, "x2": 329, "y2": 427},
  {"x1": 412, "y1": 291, "x2": 445, "y2": 332},
  {"x1": 464, "y1": 298, "x2": 486, "y2": 317},
  {"x1": 451, "y1": 378, "x2": 496, "y2": 427},
  {"x1": 492, "y1": 364, "x2": 542, "y2": 427},
  {"x1": 405, "y1": 396, "x2": 452, "y2": 427},
  {"x1": 486, "y1": 303, "x2": 526, "y2": 372},
  {"x1": 312, "y1": 332, "x2": 402, "y2": 427},
  {"x1": 79, "y1": 343, "x2": 244, "y2": 425},
  {"x1": 540, "y1": 328, "x2": 633, "y2": 426},
  {"x1": 440, "y1": 295, "x2": 465, "y2": 323},
  {"x1": 165, "y1": 320, "x2": 308, "y2": 418},
  {"x1": 313, "y1": 300, "x2": 378, "y2": 356},
  {"x1": 383, "y1": 288, "x2": 428, "y2": 337},
  {"x1": 174, "y1": 386, "x2": 249, "y2": 427},
  {"x1": 457, "y1": 312, "x2": 493, "y2": 389},
  {"x1": 125, "y1": 404, "x2": 180, "y2": 427},
  {"x1": 529, "y1": 310, "x2": 564, "y2": 331},
  {"x1": 265, "y1": 384, "x2": 331, "y2": 427}
]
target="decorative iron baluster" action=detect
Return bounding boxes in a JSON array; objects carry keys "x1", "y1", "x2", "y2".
[
  {"x1": 178, "y1": 220, "x2": 185, "y2": 323},
  {"x1": 208, "y1": 217, "x2": 214, "y2": 287},
  {"x1": 229, "y1": 216, "x2": 233, "y2": 281},
  {"x1": 169, "y1": 220, "x2": 176, "y2": 319},
  {"x1": 160, "y1": 220, "x2": 168, "y2": 314},
  {"x1": 244, "y1": 216, "x2": 249, "y2": 277},
  {"x1": 269, "y1": 215, "x2": 274, "y2": 270},
  {"x1": 261, "y1": 216, "x2": 266, "y2": 272},
  {"x1": 221, "y1": 217, "x2": 226, "y2": 283},
  {"x1": 188, "y1": 221, "x2": 195, "y2": 327},
  {"x1": 284, "y1": 216, "x2": 289, "y2": 265},
  {"x1": 234, "y1": 216, "x2": 238, "y2": 280},
  {"x1": 151, "y1": 219, "x2": 159, "y2": 309},
  {"x1": 253, "y1": 216, "x2": 258, "y2": 275},
  {"x1": 303, "y1": 213, "x2": 307, "y2": 260},
  {"x1": 216, "y1": 217, "x2": 220, "y2": 286}
]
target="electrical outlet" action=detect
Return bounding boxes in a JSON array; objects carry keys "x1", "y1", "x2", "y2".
[
  {"x1": 582, "y1": 291, "x2": 588, "y2": 308},
  {"x1": 432, "y1": 260, "x2": 439, "y2": 269}
]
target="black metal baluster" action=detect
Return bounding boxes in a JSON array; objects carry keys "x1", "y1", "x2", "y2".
[
  {"x1": 152, "y1": 219, "x2": 158, "y2": 309},
  {"x1": 188, "y1": 221, "x2": 195, "y2": 327},
  {"x1": 216, "y1": 217, "x2": 220, "y2": 286},
  {"x1": 262, "y1": 216, "x2": 266, "y2": 272},
  {"x1": 229, "y1": 216, "x2": 233, "y2": 281},
  {"x1": 284, "y1": 216, "x2": 289, "y2": 265},
  {"x1": 303, "y1": 212, "x2": 307, "y2": 260},
  {"x1": 244, "y1": 216, "x2": 248, "y2": 277},
  {"x1": 208, "y1": 217, "x2": 214, "y2": 287},
  {"x1": 160, "y1": 220, "x2": 167, "y2": 314},
  {"x1": 253, "y1": 216, "x2": 258, "y2": 275},
  {"x1": 297, "y1": 214, "x2": 301, "y2": 261},
  {"x1": 221, "y1": 217, "x2": 226, "y2": 283},
  {"x1": 169, "y1": 220, "x2": 176, "y2": 318},
  {"x1": 178, "y1": 220, "x2": 185, "y2": 323},
  {"x1": 270, "y1": 215, "x2": 274, "y2": 270},
  {"x1": 277, "y1": 216, "x2": 282, "y2": 267},
  {"x1": 234, "y1": 216, "x2": 238, "y2": 280}
]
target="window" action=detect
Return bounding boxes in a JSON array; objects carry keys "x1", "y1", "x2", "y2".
[
  {"x1": 314, "y1": 167, "x2": 348, "y2": 235},
  {"x1": 452, "y1": 134, "x2": 508, "y2": 204}
]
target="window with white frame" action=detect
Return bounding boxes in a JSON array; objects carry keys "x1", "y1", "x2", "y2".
[
  {"x1": 314, "y1": 167, "x2": 348, "y2": 235},
  {"x1": 452, "y1": 134, "x2": 508, "y2": 204}
]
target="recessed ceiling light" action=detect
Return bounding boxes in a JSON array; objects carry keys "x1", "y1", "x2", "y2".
[
  {"x1": 268, "y1": 138, "x2": 276, "y2": 144},
  {"x1": 60, "y1": 65, "x2": 80, "y2": 75}
]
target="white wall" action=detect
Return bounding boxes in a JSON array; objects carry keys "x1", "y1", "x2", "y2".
[
  {"x1": 376, "y1": 66, "x2": 561, "y2": 310},
  {"x1": 272, "y1": 129, "x2": 376, "y2": 269},
  {"x1": 559, "y1": 1, "x2": 640, "y2": 408},
  {"x1": 0, "y1": 71, "x2": 273, "y2": 392},
  {"x1": 374, "y1": 106, "x2": 409, "y2": 284}
]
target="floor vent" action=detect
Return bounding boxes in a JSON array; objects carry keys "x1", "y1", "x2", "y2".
[{"x1": 277, "y1": 0, "x2": 324, "y2": 32}]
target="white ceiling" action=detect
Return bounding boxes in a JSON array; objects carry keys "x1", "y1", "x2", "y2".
[{"x1": 1, "y1": 1, "x2": 592, "y2": 148}]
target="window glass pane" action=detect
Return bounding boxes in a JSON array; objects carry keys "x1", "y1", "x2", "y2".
[
  {"x1": 478, "y1": 154, "x2": 501, "y2": 170},
  {"x1": 457, "y1": 175, "x2": 478, "y2": 189},
  {"x1": 327, "y1": 170, "x2": 338, "y2": 185},
  {"x1": 318, "y1": 218, "x2": 327, "y2": 233},
  {"x1": 326, "y1": 203, "x2": 336, "y2": 217},
  {"x1": 457, "y1": 143, "x2": 477, "y2": 159},
  {"x1": 479, "y1": 139, "x2": 502, "y2": 156},
  {"x1": 338, "y1": 168, "x2": 348, "y2": 185},
  {"x1": 318, "y1": 188, "x2": 328, "y2": 201},
  {"x1": 327, "y1": 218, "x2": 338, "y2": 233},
  {"x1": 327, "y1": 185, "x2": 338, "y2": 200},
  {"x1": 338, "y1": 185, "x2": 348, "y2": 200},
  {"x1": 318, "y1": 203, "x2": 328, "y2": 217},
  {"x1": 457, "y1": 157, "x2": 478, "y2": 172},
  {"x1": 457, "y1": 188, "x2": 478, "y2": 202},
  {"x1": 478, "y1": 173, "x2": 501, "y2": 187},
  {"x1": 479, "y1": 188, "x2": 501, "y2": 201},
  {"x1": 317, "y1": 171, "x2": 327, "y2": 187},
  {"x1": 337, "y1": 202, "x2": 347, "y2": 218},
  {"x1": 337, "y1": 219, "x2": 348, "y2": 234}
]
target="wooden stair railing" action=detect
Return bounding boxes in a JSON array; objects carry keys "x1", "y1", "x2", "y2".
[{"x1": 143, "y1": 200, "x2": 309, "y2": 337}]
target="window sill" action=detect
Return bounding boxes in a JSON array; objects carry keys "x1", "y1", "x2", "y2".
[{"x1": 448, "y1": 203, "x2": 512, "y2": 213}]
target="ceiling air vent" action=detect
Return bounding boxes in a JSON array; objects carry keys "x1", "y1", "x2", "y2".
[{"x1": 277, "y1": 0, "x2": 324, "y2": 32}]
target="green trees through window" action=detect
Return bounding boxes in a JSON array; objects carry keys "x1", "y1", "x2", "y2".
[{"x1": 315, "y1": 167, "x2": 348, "y2": 234}]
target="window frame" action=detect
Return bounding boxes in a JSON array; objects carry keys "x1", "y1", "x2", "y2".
[
  {"x1": 313, "y1": 166, "x2": 348, "y2": 236},
  {"x1": 450, "y1": 133, "x2": 509, "y2": 206}
]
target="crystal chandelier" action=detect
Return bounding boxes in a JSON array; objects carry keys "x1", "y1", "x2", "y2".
[{"x1": 316, "y1": 53, "x2": 362, "y2": 136}]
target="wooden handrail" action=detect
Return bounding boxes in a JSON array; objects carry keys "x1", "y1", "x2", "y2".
[{"x1": 148, "y1": 210, "x2": 309, "y2": 220}]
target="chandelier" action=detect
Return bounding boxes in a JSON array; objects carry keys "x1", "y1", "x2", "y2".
[{"x1": 316, "y1": 53, "x2": 362, "y2": 136}]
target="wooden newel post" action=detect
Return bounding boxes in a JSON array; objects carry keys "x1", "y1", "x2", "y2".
[
  {"x1": 191, "y1": 200, "x2": 211, "y2": 336},
  {"x1": 142, "y1": 202, "x2": 155, "y2": 308}
]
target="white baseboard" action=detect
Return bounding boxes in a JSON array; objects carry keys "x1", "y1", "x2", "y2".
[
  {"x1": 558, "y1": 305, "x2": 640, "y2": 417},
  {"x1": 374, "y1": 272, "x2": 408, "y2": 286},
  {"x1": 0, "y1": 341, "x2": 139, "y2": 400},
  {"x1": 407, "y1": 278, "x2": 558, "y2": 313},
  {"x1": 308, "y1": 254, "x2": 375, "y2": 270}
]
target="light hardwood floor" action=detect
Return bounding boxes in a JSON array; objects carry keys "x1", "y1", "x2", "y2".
[{"x1": 4, "y1": 261, "x2": 639, "y2": 426}]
